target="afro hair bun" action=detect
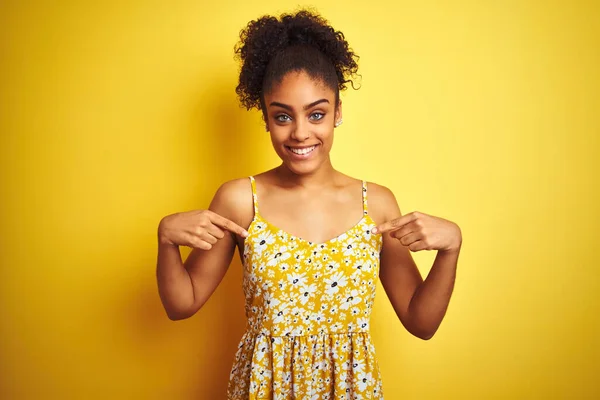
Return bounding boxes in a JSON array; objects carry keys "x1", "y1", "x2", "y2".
[{"x1": 234, "y1": 10, "x2": 359, "y2": 110}]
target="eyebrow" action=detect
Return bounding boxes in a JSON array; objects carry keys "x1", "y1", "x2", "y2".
[{"x1": 269, "y1": 98, "x2": 329, "y2": 111}]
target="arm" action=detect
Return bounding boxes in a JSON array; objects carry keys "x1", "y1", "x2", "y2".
[
  {"x1": 372, "y1": 185, "x2": 461, "y2": 340},
  {"x1": 156, "y1": 179, "x2": 250, "y2": 320}
]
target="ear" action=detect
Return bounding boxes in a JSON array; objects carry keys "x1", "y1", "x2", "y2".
[
  {"x1": 262, "y1": 112, "x2": 269, "y2": 132},
  {"x1": 335, "y1": 100, "x2": 343, "y2": 125}
]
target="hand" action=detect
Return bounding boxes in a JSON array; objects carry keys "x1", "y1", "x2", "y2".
[
  {"x1": 158, "y1": 210, "x2": 249, "y2": 250},
  {"x1": 372, "y1": 211, "x2": 461, "y2": 253}
]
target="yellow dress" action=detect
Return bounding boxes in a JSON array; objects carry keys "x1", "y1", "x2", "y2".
[{"x1": 227, "y1": 176, "x2": 384, "y2": 399}]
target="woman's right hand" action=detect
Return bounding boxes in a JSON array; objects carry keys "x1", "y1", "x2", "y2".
[{"x1": 158, "y1": 210, "x2": 249, "y2": 250}]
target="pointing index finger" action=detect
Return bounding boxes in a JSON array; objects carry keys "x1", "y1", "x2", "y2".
[
  {"x1": 373, "y1": 213, "x2": 416, "y2": 234},
  {"x1": 210, "y1": 213, "x2": 249, "y2": 238}
]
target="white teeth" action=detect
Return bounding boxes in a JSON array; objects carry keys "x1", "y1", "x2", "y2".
[{"x1": 289, "y1": 145, "x2": 316, "y2": 155}]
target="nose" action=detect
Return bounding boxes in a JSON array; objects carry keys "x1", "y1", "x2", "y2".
[{"x1": 290, "y1": 119, "x2": 310, "y2": 142}]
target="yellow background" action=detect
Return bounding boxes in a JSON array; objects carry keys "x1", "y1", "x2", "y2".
[{"x1": 1, "y1": 1, "x2": 598, "y2": 399}]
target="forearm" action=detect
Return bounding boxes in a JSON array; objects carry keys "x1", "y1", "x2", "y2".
[
  {"x1": 156, "y1": 241, "x2": 195, "y2": 320},
  {"x1": 407, "y1": 248, "x2": 459, "y2": 339}
]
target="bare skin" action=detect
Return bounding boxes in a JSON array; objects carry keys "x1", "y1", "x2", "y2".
[{"x1": 156, "y1": 71, "x2": 462, "y2": 339}]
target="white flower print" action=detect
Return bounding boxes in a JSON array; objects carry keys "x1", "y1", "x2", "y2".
[
  {"x1": 351, "y1": 260, "x2": 365, "y2": 276},
  {"x1": 263, "y1": 291, "x2": 280, "y2": 309},
  {"x1": 324, "y1": 271, "x2": 348, "y2": 296},
  {"x1": 311, "y1": 247, "x2": 323, "y2": 260},
  {"x1": 288, "y1": 272, "x2": 307, "y2": 287},
  {"x1": 356, "y1": 371, "x2": 372, "y2": 392},
  {"x1": 253, "y1": 231, "x2": 275, "y2": 256},
  {"x1": 293, "y1": 250, "x2": 303, "y2": 261},
  {"x1": 279, "y1": 262, "x2": 290, "y2": 272},
  {"x1": 273, "y1": 357, "x2": 285, "y2": 373},
  {"x1": 267, "y1": 245, "x2": 291, "y2": 266},
  {"x1": 311, "y1": 311, "x2": 325, "y2": 324},
  {"x1": 343, "y1": 243, "x2": 355, "y2": 256},
  {"x1": 357, "y1": 317, "x2": 369, "y2": 330},
  {"x1": 273, "y1": 302, "x2": 290, "y2": 324},
  {"x1": 299, "y1": 283, "x2": 317, "y2": 305},
  {"x1": 352, "y1": 358, "x2": 365, "y2": 374},
  {"x1": 277, "y1": 279, "x2": 287, "y2": 291},
  {"x1": 254, "y1": 342, "x2": 269, "y2": 362},
  {"x1": 337, "y1": 370, "x2": 349, "y2": 391},
  {"x1": 340, "y1": 289, "x2": 362, "y2": 310},
  {"x1": 258, "y1": 263, "x2": 266, "y2": 274},
  {"x1": 326, "y1": 261, "x2": 340, "y2": 271}
]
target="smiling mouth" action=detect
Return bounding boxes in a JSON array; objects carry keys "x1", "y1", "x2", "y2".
[{"x1": 286, "y1": 145, "x2": 317, "y2": 155}]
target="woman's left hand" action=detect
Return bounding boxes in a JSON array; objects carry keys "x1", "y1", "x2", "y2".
[{"x1": 372, "y1": 211, "x2": 462, "y2": 253}]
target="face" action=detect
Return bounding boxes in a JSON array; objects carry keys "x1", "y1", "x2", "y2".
[{"x1": 263, "y1": 70, "x2": 342, "y2": 175}]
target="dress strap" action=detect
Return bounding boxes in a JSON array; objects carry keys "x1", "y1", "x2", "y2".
[
  {"x1": 362, "y1": 180, "x2": 369, "y2": 215},
  {"x1": 249, "y1": 176, "x2": 259, "y2": 215}
]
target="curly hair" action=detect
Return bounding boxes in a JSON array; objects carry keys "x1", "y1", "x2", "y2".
[{"x1": 234, "y1": 10, "x2": 359, "y2": 111}]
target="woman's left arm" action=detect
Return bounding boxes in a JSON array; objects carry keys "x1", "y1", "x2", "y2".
[{"x1": 370, "y1": 185, "x2": 462, "y2": 340}]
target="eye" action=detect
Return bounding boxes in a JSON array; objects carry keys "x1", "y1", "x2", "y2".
[
  {"x1": 309, "y1": 112, "x2": 325, "y2": 121},
  {"x1": 275, "y1": 114, "x2": 291, "y2": 122}
]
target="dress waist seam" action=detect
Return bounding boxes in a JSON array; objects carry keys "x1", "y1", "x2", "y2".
[{"x1": 243, "y1": 330, "x2": 371, "y2": 338}]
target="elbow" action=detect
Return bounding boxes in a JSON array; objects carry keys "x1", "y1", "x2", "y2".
[
  {"x1": 165, "y1": 307, "x2": 195, "y2": 321},
  {"x1": 404, "y1": 314, "x2": 440, "y2": 340},
  {"x1": 167, "y1": 312, "x2": 189, "y2": 321},
  {"x1": 416, "y1": 332, "x2": 435, "y2": 340},
  {"x1": 159, "y1": 294, "x2": 199, "y2": 321},
  {"x1": 407, "y1": 322, "x2": 438, "y2": 340}
]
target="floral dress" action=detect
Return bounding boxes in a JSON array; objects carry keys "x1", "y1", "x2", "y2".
[{"x1": 227, "y1": 176, "x2": 384, "y2": 399}]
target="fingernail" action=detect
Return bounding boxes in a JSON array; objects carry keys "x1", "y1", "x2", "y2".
[
  {"x1": 372, "y1": 228, "x2": 378, "y2": 234},
  {"x1": 242, "y1": 231, "x2": 249, "y2": 238}
]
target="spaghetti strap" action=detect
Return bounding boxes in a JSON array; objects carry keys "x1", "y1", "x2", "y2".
[
  {"x1": 249, "y1": 176, "x2": 259, "y2": 215},
  {"x1": 362, "y1": 180, "x2": 369, "y2": 215}
]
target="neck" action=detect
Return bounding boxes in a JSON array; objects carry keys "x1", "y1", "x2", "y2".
[{"x1": 275, "y1": 159, "x2": 338, "y2": 188}]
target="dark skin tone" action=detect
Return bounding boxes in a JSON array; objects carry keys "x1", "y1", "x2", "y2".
[{"x1": 156, "y1": 70, "x2": 462, "y2": 339}]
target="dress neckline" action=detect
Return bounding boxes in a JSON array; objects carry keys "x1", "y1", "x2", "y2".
[
  {"x1": 248, "y1": 213, "x2": 371, "y2": 247},
  {"x1": 247, "y1": 176, "x2": 372, "y2": 247}
]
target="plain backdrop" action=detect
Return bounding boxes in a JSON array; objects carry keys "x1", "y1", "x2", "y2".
[{"x1": 1, "y1": 1, "x2": 598, "y2": 398}]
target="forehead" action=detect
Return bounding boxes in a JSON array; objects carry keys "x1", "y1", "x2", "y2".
[{"x1": 265, "y1": 71, "x2": 335, "y2": 104}]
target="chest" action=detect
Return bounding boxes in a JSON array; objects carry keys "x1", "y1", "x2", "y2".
[{"x1": 256, "y1": 189, "x2": 365, "y2": 245}]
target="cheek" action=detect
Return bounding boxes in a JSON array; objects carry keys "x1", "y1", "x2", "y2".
[
  {"x1": 269, "y1": 127, "x2": 288, "y2": 144},
  {"x1": 314, "y1": 125, "x2": 334, "y2": 145}
]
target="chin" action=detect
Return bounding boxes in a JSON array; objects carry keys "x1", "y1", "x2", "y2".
[
  {"x1": 282, "y1": 158, "x2": 326, "y2": 176},
  {"x1": 285, "y1": 163, "x2": 316, "y2": 175}
]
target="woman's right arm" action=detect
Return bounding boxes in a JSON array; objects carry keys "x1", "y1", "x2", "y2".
[{"x1": 156, "y1": 180, "x2": 250, "y2": 320}]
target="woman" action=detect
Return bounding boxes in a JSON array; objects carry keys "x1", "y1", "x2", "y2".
[{"x1": 156, "y1": 10, "x2": 462, "y2": 399}]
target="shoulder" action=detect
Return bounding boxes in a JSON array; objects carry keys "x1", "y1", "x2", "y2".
[
  {"x1": 213, "y1": 177, "x2": 252, "y2": 200},
  {"x1": 210, "y1": 177, "x2": 254, "y2": 228},
  {"x1": 365, "y1": 181, "x2": 402, "y2": 225}
]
